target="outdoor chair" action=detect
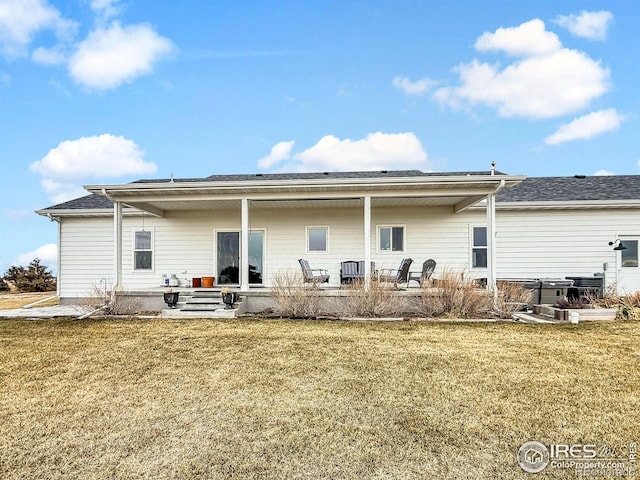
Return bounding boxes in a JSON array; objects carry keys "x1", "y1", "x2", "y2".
[
  {"x1": 340, "y1": 260, "x2": 376, "y2": 284},
  {"x1": 409, "y1": 259, "x2": 437, "y2": 287},
  {"x1": 376, "y1": 258, "x2": 413, "y2": 288},
  {"x1": 340, "y1": 261, "x2": 359, "y2": 284},
  {"x1": 298, "y1": 259, "x2": 330, "y2": 284}
]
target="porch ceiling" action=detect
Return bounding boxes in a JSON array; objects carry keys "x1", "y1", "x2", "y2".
[
  {"x1": 121, "y1": 195, "x2": 485, "y2": 213},
  {"x1": 86, "y1": 173, "x2": 522, "y2": 216}
]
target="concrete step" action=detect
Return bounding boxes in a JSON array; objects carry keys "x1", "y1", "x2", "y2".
[{"x1": 161, "y1": 308, "x2": 238, "y2": 319}]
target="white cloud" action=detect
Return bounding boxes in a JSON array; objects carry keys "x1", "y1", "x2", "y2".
[
  {"x1": 90, "y1": 0, "x2": 121, "y2": 21},
  {"x1": 594, "y1": 170, "x2": 615, "y2": 176},
  {"x1": 68, "y1": 22, "x2": 174, "y2": 90},
  {"x1": 475, "y1": 19, "x2": 561, "y2": 57},
  {"x1": 554, "y1": 11, "x2": 613, "y2": 41},
  {"x1": 15, "y1": 243, "x2": 57, "y2": 268},
  {"x1": 0, "y1": 0, "x2": 77, "y2": 57},
  {"x1": 40, "y1": 179, "x2": 89, "y2": 204},
  {"x1": 392, "y1": 76, "x2": 436, "y2": 95},
  {"x1": 32, "y1": 45, "x2": 66, "y2": 65},
  {"x1": 266, "y1": 132, "x2": 428, "y2": 172},
  {"x1": 544, "y1": 109, "x2": 626, "y2": 145},
  {"x1": 30, "y1": 133, "x2": 157, "y2": 179},
  {"x1": 257, "y1": 141, "x2": 295, "y2": 169},
  {"x1": 434, "y1": 21, "x2": 610, "y2": 119}
]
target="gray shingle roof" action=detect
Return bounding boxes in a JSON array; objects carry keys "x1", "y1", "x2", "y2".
[
  {"x1": 42, "y1": 194, "x2": 114, "y2": 210},
  {"x1": 497, "y1": 175, "x2": 640, "y2": 202},
  {"x1": 132, "y1": 169, "x2": 501, "y2": 183},
  {"x1": 41, "y1": 173, "x2": 640, "y2": 212}
]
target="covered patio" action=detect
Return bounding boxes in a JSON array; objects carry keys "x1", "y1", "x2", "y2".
[{"x1": 85, "y1": 169, "x2": 525, "y2": 299}]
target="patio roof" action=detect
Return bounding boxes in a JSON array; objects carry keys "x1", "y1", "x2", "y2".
[{"x1": 76, "y1": 169, "x2": 523, "y2": 217}]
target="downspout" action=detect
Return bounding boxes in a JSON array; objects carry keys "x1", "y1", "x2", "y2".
[{"x1": 46, "y1": 213, "x2": 62, "y2": 298}]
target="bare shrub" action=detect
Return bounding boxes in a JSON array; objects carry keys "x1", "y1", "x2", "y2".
[
  {"x1": 82, "y1": 284, "x2": 142, "y2": 316},
  {"x1": 342, "y1": 279, "x2": 405, "y2": 317},
  {"x1": 493, "y1": 281, "x2": 534, "y2": 319},
  {"x1": 270, "y1": 270, "x2": 322, "y2": 318},
  {"x1": 413, "y1": 268, "x2": 491, "y2": 318},
  {"x1": 599, "y1": 290, "x2": 640, "y2": 320}
]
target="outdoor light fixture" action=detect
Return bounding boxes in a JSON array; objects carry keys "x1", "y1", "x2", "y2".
[{"x1": 609, "y1": 239, "x2": 627, "y2": 251}]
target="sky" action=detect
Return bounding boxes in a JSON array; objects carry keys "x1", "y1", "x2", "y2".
[{"x1": 1, "y1": 0, "x2": 638, "y2": 275}]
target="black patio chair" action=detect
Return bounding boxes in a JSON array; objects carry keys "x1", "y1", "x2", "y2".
[
  {"x1": 377, "y1": 258, "x2": 413, "y2": 288},
  {"x1": 298, "y1": 259, "x2": 330, "y2": 284},
  {"x1": 409, "y1": 259, "x2": 437, "y2": 286},
  {"x1": 340, "y1": 261, "x2": 359, "y2": 284}
]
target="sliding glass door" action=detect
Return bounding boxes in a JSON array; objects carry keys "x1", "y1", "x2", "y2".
[{"x1": 216, "y1": 230, "x2": 264, "y2": 286}]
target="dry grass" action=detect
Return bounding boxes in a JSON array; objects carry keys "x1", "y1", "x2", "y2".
[
  {"x1": 414, "y1": 268, "x2": 492, "y2": 318},
  {"x1": 494, "y1": 281, "x2": 535, "y2": 319},
  {"x1": 82, "y1": 284, "x2": 142, "y2": 315},
  {"x1": 0, "y1": 291, "x2": 58, "y2": 309},
  {"x1": 1, "y1": 318, "x2": 638, "y2": 479},
  {"x1": 269, "y1": 270, "x2": 323, "y2": 318},
  {"x1": 343, "y1": 279, "x2": 405, "y2": 317}
]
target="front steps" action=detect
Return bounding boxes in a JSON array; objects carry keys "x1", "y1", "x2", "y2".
[{"x1": 161, "y1": 288, "x2": 243, "y2": 319}]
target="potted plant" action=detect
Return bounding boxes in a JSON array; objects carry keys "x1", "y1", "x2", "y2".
[
  {"x1": 221, "y1": 287, "x2": 238, "y2": 309},
  {"x1": 163, "y1": 288, "x2": 180, "y2": 308}
]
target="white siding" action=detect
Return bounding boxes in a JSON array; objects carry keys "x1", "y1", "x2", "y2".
[
  {"x1": 493, "y1": 208, "x2": 640, "y2": 292},
  {"x1": 59, "y1": 218, "x2": 113, "y2": 297},
  {"x1": 57, "y1": 204, "x2": 640, "y2": 296}
]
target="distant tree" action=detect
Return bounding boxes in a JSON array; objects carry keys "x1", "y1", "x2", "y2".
[
  {"x1": 2, "y1": 258, "x2": 57, "y2": 292},
  {"x1": 0, "y1": 277, "x2": 9, "y2": 291}
]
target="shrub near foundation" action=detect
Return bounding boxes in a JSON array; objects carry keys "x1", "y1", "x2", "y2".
[
  {"x1": 598, "y1": 290, "x2": 640, "y2": 320},
  {"x1": 342, "y1": 279, "x2": 405, "y2": 318},
  {"x1": 414, "y1": 268, "x2": 492, "y2": 318},
  {"x1": 270, "y1": 270, "x2": 323, "y2": 318},
  {"x1": 82, "y1": 284, "x2": 142, "y2": 316},
  {"x1": 494, "y1": 281, "x2": 535, "y2": 319}
]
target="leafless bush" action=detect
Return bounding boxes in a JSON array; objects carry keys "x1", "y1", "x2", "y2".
[
  {"x1": 82, "y1": 284, "x2": 142, "y2": 316},
  {"x1": 413, "y1": 268, "x2": 491, "y2": 318},
  {"x1": 494, "y1": 281, "x2": 534, "y2": 319},
  {"x1": 270, "y1": 270, "x2": 323, "y2": 318},
  {"x1": 342, "y1": 279, "x2": 405, "y2": 317},
  {"x1": 598, "y1": 290, "x2": 640, "y2": 320}
]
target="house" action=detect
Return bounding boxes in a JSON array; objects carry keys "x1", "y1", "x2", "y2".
[{"x1": 36, "y1": 169, "x2": 640, "y2": 311}]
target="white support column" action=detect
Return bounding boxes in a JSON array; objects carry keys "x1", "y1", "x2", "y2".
[
  {"x1": 240, "y1": 198, "x2": 249, "y2": 291},
  {"x1": 364, "y1": 195, "x2": 372, "y2": 290},
  {"x1": 486, "y1": 193, "x2": 497, "y2": 296},
  {"x1": 114, "y1": 201, "x2": 123, "y2": 291}
]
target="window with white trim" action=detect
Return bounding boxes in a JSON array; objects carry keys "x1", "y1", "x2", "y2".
[
  {"x1": 134, "y1": 230, "x2": 153, "y2": 270},
  {"x1": 471, "y1": 226, "x2": 487, "y2": 268},
  {"x1": 307, "y1": 226, "x2": 328, "y2": 253},
  {"x1": 378, "y1": 226, "x2": 404, "y2": 252}
]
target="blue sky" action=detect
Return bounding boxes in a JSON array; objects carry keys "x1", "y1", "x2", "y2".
[{"x1": 1, "y1": 0, "x2": 637, "y2": 274}]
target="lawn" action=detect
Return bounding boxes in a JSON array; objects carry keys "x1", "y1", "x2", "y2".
[
  {"x1": 0, "y1": 291, "x2": 58, "y2": 309},
  {"x1": 0, "y1": 318, "x2": 638, "y2": 479}
]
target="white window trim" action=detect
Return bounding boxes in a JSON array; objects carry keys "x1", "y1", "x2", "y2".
[
  {"x1": 619, "y1": 237, "x2": 639, "y2": 268},
  {"x1": 470, "y1": 224, "x2": 487, "y2": 270},
  {"x1": 132, "y1": 228, "x2": 154, "y2": 272},
  {"x1": 306, "y1": 226, "x2": 329, "y2": 254},
  {"x1": 376, "y1": 225, "x2": 406, "y2": 253}
]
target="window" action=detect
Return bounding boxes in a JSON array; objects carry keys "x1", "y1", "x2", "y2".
[
  {"x1": 134, "y1": 230, "x2": 153, "y2": 270},
  {"x1": 378, "y1": 226, "x2": 404, "y2": 252},
  {"x1": 472, "y1": 226, "x2": 487, "y2": 268},
  {"x1": 621, "y1": 240, "x2": 639, "y2": 268},
  {"x1": 307, "y1": 227, "x2": 328, "y2": 253}
]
